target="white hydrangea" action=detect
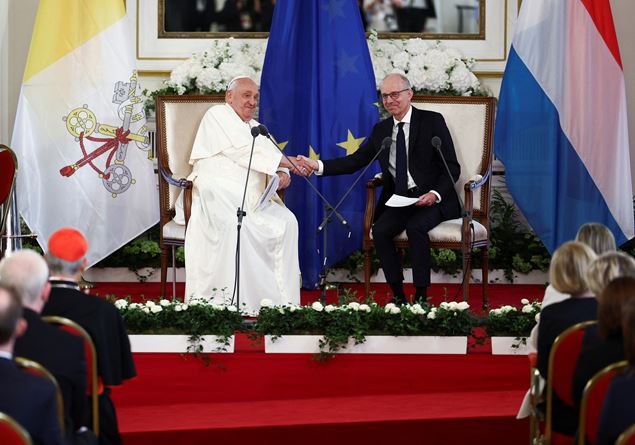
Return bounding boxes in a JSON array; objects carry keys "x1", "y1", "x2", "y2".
[
  {"x1": 311, "y1": 301, "x2": 324, "y2": 312},
  {"x1": 325, "y1": 305, "x2": 336, "y2": 313},
  {"x1": 159, "y1": 299, "x2": 170, "y2": 307},
  {"x1": 128, "y1": 303, "x2": 141, "y2": 310},
  {"x1": 427, "y1": 311, "x2": 436, "y2": 320},
  {"x1": 359, "y1": 304, "x2": 371, "y2": 313},
  {"x1": 389, "y1": 306, "x2": 401, "y2": 314},
  {"x1": 114, "y1": 299, "x2": 128, "y2": 310},
  {"x1": 522, "y1": 305, "x2": 534, "y2": 313},
  {"x1": 521, "y1": 298, "x2": 530, "y2": 305},
  {"x1": 457, "y1": 301, "x2": 470, "y2": 311},
  {"x1": 384, "y1": 303, "x2": 396, "y2": 313},
  {"x1": 347, "y1": 302, "x2": 361, "y2": 311},
  {"x1": 150, "y1": 305, "x2": 162, "y2": 314},
  {"x1": 227, "y1": 305, "x2": 238, "y2": 312},
  {"x1": 142, "y1": 307, "x2": 150, "y2": 314}
]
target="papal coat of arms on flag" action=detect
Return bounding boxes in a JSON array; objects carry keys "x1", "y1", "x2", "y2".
[
  {"x1": 60, "y1": 72, "x2": 150, "y2": 197},
  {"x1": 11, "y1": 0, "x2": 158, "y2": 265}
]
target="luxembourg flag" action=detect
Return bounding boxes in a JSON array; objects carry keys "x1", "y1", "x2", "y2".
[
  {"x1": 11, "y1": 1, "x2": 158, "y2": 265},
  {"x1": 494, "y1": 0, "x2": 633, "y2": 252}
]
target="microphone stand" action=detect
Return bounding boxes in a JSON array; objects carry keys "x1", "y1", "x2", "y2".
[
  {"x1": 232, "y1": 127, "x2": 260, "y2": 309},
  {"x1": 313, "y1": 137, "x2": 391, "y2": 303},
  {"x1": 432, "y1": 137, "x2": 479, "y2": 307}
]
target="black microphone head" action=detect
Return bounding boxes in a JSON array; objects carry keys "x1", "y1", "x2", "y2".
[
  {"x1": 431, "y1": 136, "x2": 442, "y2": 148},
  {"x1": 381, "y1": 136, "x2": 392, "y2": 150},
  {"x1": 258, "y1": 124, "x2": 270, "y2": 137},
  {"x1": 250, "y1": 126, "x2": 260, "y2": 137}
]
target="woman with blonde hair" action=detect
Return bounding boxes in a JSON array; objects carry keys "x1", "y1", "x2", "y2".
[{"x1": 536, "y1": 241, "x2": 597, "y2": 436}]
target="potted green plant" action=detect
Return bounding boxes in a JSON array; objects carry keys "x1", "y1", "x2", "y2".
[
  {"x1": 115, "y1": 297, "x2": 244, "y2": 354},
  {"x1": 253, "y1": 299, "x2": 475, "y2": 359},
  {"x1": 483, "y1": 299, "x2": 541, "y2": 355}
]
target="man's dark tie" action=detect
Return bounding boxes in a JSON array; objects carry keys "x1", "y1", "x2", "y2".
[{"x1": 395, "y1": 122, "x2": 408, "y2": 195}]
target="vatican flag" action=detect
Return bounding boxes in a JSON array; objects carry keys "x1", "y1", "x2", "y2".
[{"x1": 11, "y1": 1, "x2": 158, "y2": 265}]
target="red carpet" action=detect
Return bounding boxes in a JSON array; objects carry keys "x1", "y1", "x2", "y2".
[
  {"x1": 97, "y1": 281, "x2": 539, "y2": 443},
  {"x1": 113, "y1": 351, "x2": 530, "y2": 444}
]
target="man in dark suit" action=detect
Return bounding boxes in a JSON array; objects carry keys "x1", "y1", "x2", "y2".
[
  {"x1": 0, "y1": 283, "x2": 65, "y2": 445},
  {"x1": 297, "y1": 73, "x2": 461, "y2": 302},
  {"x1": 42, "y1": 228, "x2": 136, "y2": 445},
  {"x1": 0, "y1": 250, "x2": 92, "y2": 445}
]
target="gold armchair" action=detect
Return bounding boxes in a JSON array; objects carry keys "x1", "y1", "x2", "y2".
[
  {"x1": 155, "y1": 95, "x2": 225, "y2": 297},
  {"x1": 362, "y1": 96, "x2": 495, "y2": 305}
]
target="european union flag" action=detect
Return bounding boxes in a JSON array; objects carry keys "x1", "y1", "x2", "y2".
[{"x1": 260, "y1": 0, "x2": 379, "y2": 289}]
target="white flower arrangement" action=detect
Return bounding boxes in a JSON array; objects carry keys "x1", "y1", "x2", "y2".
[
  {"x1": 367, "y1": 31, "x2": 483, "y2": 96},
  {"x1": 484, "y1": 299, "x2": 542, "y2": 337},
  {"x1": 145, "y1": 35, "x2": 485, "y2": 112}
]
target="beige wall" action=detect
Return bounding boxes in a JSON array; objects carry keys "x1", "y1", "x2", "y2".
[{"x1": 2, "y1": 1, "x2": 635, "y2": 191}]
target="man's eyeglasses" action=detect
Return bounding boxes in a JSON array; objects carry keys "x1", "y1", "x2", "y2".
[{"x1": 380, "y1": 88, "x2": 410, "y2": 101}]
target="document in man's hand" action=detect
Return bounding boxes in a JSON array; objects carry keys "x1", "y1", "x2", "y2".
[
  {"x1": 259, "y1": 174, "x2": 280, "y2": 209},
  {"x1": 385, "y1": 194, "x2": 419, "y2": 207}
]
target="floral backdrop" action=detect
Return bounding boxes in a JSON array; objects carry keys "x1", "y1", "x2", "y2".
[{"x1": 150, "y1": 33, "x2": 486, "y2": 103}]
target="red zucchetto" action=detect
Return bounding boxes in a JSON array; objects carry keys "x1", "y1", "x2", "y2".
[{"x1": 48, "y1": 228, "x2": 88, "y2": 261}]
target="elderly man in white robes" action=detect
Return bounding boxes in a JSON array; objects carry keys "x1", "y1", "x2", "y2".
[{"x1": 178, "y1": 76, "x2": 302, "y2": 313}]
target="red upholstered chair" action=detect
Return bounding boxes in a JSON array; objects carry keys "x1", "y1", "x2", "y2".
[
  {"x1": 14, "y1": 357, "x2": 65, "y2": 435},
  {"x1": 42, "y1": 316, "x2": 100, "y2": 436},
  {"x1": 527, "y1": 352, "x2": 544, "y2": 445},
  {"x1": 578, "y1": 360, "x2": 628, "y2": 445},
  {"x1": 0, "y1": 412, "x2": 32, "y2": 445},
  {"x1": 0, "y1": 145, "x2": 17, "y2": 259},
  {"x1": 545, "y1": 320, "x2": 597, "y2": 445},
  {"x1": 617, "y1": 424, "x2": 635, "y2": 445}
]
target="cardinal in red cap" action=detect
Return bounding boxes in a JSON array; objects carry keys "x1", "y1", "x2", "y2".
[{"x1": 47, "y1": 228, "x2": 88, "y2": 263}]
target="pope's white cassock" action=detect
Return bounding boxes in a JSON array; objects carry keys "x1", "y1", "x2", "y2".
[{"x1": 178, "y1": 103, "x2": 301, "y2": 313}]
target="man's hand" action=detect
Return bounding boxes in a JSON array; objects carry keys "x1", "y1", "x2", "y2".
[
  {"x1": 415, "y1": 192, "x2": 437, "y2": 207},
  {"x1": 295, "y1": 155, "x2": 319, "y2": 176},
  {"x1": 277, "y1": 171, "x2": 291, "y2": 190}
]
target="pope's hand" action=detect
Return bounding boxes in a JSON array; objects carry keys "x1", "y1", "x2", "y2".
[{"x1": 277, "y1": 171, "x2": 291, "y2": 189}]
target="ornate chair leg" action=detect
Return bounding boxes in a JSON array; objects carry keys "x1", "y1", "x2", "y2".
[
  {"x1": 462, "y1": 244, "x2": 470, "y2": 302},
  {"x1": 160, "y1": 245, "x2": 169, "y2": 297},
  {"x1": 482, "y1": 246, "x2": 489, "y2": 310},
  {"x1": 364, "y1": 247, "x2": 372, "y2": 297}
]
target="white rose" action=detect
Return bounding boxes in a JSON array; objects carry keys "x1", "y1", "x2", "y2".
[
  {"x1": 260, "y1": 299, "x2": 274, "y2": 308},
  {"x1": 493, "y1": 308, "x2": 502, "y2": 315},
  {"x1": 150, "y1": 305, "x2": 162, "y2": 313},
  {"x1": 439, "y1": 302, "x2": 449, "y2": 309},
  {"x1": 348, "y1": 302, "x2": 360, "y2": 311},
  {"x1": 289, "y1": 306, "x2": 297, "y2": 312},
  {"x1": 390, "y1": 306, "x2": 401, "y2": 314},
  {"x1": 427, "y1": 311, "x2": 436, "y2": 320},
  {"x1": 448, "y1": 301, "x2": 459, "y2": 310},
  {"x1": 160, "y1": 299, "x2": 170, "y2": 307},
  {"x1": 114, "y1": 299, "x2": 128, "y2": 310},
  {"x1": 457, "y1": 301, "x2": 470, "y2": 311},
  {"x1": 227, "y1": 305, "x2": 238, "y2": 312},
  {"x1": 142, "y1": 307, "x2": 150, "y2": 314},
  {"x1": 359, "y1": 304, "x2": 371, "y2": 313},
  {"x1": 325, "y1": 305, "x2": 336, "y2": 313},
  {"x1": 312, "y1": 301, "x2": 324, "y2": 312},
  {"x1": 278, "y1": 307, "x2": 285, "y2": 314},
  {"x1": 175, "y1": 305, "x2": 183, "y2": 312},
  {"x1": 129, "y1": 303, "x2": 141, "y2": 310},
  {"x1": 384, "y1": 303, "x2": 396, "y2": 313},
  {"x1": 181, "y1": 304, "x2": 188, "y2": 311},
  {"x1": 522, "y1": 305, "x2": 534, "y2": 313},
  {"x1": 521, "y1": 298, "x2": 530, "y2": 305},
  {"x1": 145, "y1": 301, "x2": 156, "y2": 307},
  {"x1": 189, "y1": 299, "x2": 200, "y2": 306}
]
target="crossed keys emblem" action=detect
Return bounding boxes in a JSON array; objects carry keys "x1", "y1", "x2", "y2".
[{"x1": 60, "y1": 71, "x2": 150, "y2": 197}]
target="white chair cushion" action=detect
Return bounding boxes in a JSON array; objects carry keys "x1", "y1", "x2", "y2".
[
  {"x1": 162, "y1": 220, "x2": 185, "y2": 241},
  {"x1": 369, "y1": 218, "x2": 488, "y2": 243}
]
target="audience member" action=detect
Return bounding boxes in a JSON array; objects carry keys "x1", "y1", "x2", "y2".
[
  {"x1": 536, "y1": 241, "x2": 597, "y2": 436},
  {"x1": 0, "y1": 250, "x2": 92, "y2": 444},
  {"x1": 572, "y1": 270, "x2": 635, "y2": 409},
  {"x1": 0, "y1": 283, "x2": 65, "y2": 445},
  {"x1": 595, "y1": 298, "x2": 635, "y2": 445},
  {"x1": 528, "y1": 223, "x2": 616, "y2": 351},
  {"x1": 41, "y1": 228, "x2": 136, "y2": 445}
]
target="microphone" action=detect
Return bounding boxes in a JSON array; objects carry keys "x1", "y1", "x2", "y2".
[
  {"x1": 318, "y1": 136, "x2": 392, "y2": 232},
  {"x1": 258, "y1": 124, "x2": 269, "y2": 137},
  {"x1": 431, "y1": 136, "x2": 468, "y2": 218},
  {"x1": 250, "y1": 126, "x2": 261, "y2": 137}
]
